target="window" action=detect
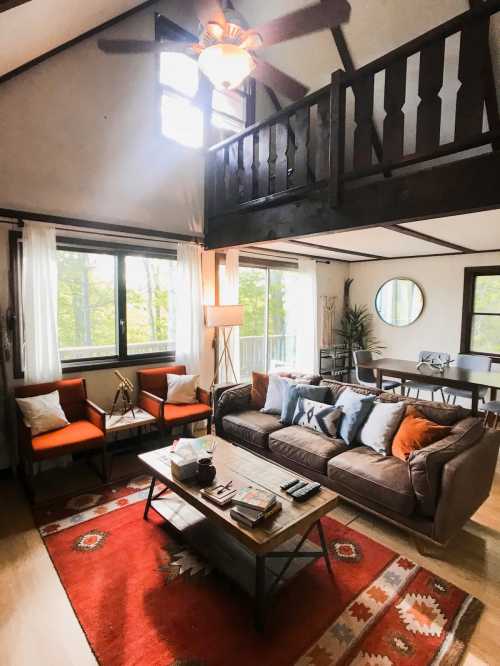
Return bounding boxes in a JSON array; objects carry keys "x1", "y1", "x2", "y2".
[
  {"x1": 461, "y1": 266, "x2": 500, "y2": 358},
  {"x1": 159, "y1": 52, "x2": 249, "y2": 148},
  {"x1": 219, "y1": 260, "x2": 299, "y2": 380},
  {"x1": 11, "y1": 233, "x2": 176, "y2": 375}
]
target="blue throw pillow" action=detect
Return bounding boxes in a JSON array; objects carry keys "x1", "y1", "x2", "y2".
[
  {"x1": 280, "y1": 384, "x2": 329, "y2": 425},
  {"x1": 334, "y1": 388, "x2": 376, "y2": 445}
]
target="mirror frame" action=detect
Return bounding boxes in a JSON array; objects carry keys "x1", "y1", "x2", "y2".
[{"x1": 375, "y1": 277, "x2": 424, "y2": 327}]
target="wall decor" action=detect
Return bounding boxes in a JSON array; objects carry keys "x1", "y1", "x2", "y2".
[{"x1": 375, "y1": 278, "x2": 424, "y2": 327}]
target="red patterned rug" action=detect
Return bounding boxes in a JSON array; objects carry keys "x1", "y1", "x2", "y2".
[{"x1": 35, "y1": 475, "x2": 482, "y2": 666}]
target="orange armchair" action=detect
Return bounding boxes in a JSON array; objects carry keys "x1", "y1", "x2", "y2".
[
  {"x1": 137, "y1": 365, "x2": 212, "y2": 436},
  {"x1": 15, "y1": 378, "x2": 107, "y2": 497}
]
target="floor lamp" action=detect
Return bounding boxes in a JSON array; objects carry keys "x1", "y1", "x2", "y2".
[{"x1": 205, "y1": 305, "x2": 244, "y2": 388}]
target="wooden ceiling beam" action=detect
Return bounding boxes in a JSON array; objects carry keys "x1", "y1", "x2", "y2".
[
  {"x1": 289, "y1": 238, "x2": 385, "y2": 259},
  {"x1": 386, "y1": 224, "x2": 472, "y2": 252}
]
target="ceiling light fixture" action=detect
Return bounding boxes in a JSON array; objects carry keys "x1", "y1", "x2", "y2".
[{"x1": 198, "y1": 42, "x2": 256, "y2": 90}]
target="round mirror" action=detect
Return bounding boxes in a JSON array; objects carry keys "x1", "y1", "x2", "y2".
[{"x1": 375, "y1": 278, "x2": 424, "y2": 327}]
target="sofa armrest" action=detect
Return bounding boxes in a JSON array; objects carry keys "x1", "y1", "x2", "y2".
[
  {"x1": 85, "y1": 400, "x2": 106, "y2": 433},
  {"x1": 408, "y1": 417, "x2": 484, "y2": 517},
  {"x1": 197, "y1": 387, "x2": 211, "y2": 406},
  {"x1": 138, "y1": 390, "x2": 164, "y2": 420},
  {"x1": 214, "y1": 383, "x2": 251, "y2": 436},
  {"x1": 433, "y1": 429, "x2": 500, "y2": 544}
]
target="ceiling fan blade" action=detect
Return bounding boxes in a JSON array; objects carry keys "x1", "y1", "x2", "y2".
[
  {"x1": 253, "y1": 0, "x2": 351, "y2": 48},
  {"x1": 253, "y1": 59, "x2": 308, "y2": 101},
  {"x1": 97, "y1": 39, "x2": 196, "y2": 54},
  {"x1": 193, "y1": 0, "x2": 226, "y2": 28}
]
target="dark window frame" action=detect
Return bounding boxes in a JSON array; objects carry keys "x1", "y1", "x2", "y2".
[
  {"x1": 9, "y1": 231, "x2": 177, "y2": 378},
  {"x1": 460, "y1": 265, "x2": 500, "y2": 360}
]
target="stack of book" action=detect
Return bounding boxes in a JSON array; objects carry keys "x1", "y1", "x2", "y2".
[{"x1": 230, "y1": 486, "x2": 282, "y2": 528}]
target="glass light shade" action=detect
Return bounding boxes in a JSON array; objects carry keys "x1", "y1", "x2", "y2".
[
  {"x1": 205, "y1": 305, "x2": 244, "y2": 328},
  {"x1": 198, "y1": 43, "x2": 255, "y2": 90}
]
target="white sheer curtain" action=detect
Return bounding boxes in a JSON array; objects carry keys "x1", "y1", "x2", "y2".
[
  {"x1": 175, "y1": 243, "x2": 203, "y2": 376},
  {"x1": 221, "y1": 249, "x2": 240, "y2": 381},
  {"x1": 295, "y1": 258, "x2": 319, "y2": 374},
  {"x1": 22, "y1": 223, "x2": 62, "y2": 384}
]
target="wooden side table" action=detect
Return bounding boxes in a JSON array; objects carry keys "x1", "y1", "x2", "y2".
[{"x1": 105, "y1": 408, "x2": 158, "y2": 479}]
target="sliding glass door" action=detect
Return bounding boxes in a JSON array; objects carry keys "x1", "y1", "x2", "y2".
[{"x1": 220, "y1": 262, "x2": 298, "y2": 380}]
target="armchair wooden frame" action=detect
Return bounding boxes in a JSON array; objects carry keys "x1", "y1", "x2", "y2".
[
  {"x1": 15, "y1": 378, "x2": 108, "y2": 501},
  {"x1": 137, "y1": 366, "x2": 212, "y2": 438}
]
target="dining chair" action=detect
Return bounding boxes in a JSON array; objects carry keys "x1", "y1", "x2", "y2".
[
  {"x1": 443, "y1": 354, "x2": 491, "y2": 405},
  {"x1": 403, "y1": 350, "x2": 450, "y2": 401},
  {"x1": 353, "y1": 350, "x2": 401, "y2": 392}
]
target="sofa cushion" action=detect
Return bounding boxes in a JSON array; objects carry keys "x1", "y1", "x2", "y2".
[
  {"x1": 269, "y1": 426, "x2": 348, "y2": 473},
  {"x1": 358, "y1": 400, "x2": 406, "y2": 455},
  {"x1": 164, "y1": 403, "x2": 212, "y2": 425},
  {"x1": 334, "y1": 388, "x2": 377, "y2": 445},
  {"x1": 409, "y1": 417, "x2": 484, "y2": 517},
  {"x1": 327, "y1": 447, "x2": 416, "y2": 516},
  {"x1": 250, "y1": 371, "x2": 269, "y2": 409},
  {"x1": 281, "y1": 384, "x2": 330, "y2": 425},
  {"x1": 32, "y1": 420, "x2": 104, "y2": 459},
  {"x1": 292, "y1": 398, "x2": 342, "y2": 438},
  {"x1": 392, "y1": 406, "x2": 452, "y2": 461},
  {"x1": 222, "y1": 410, "x2": 283, "y2": 449}
]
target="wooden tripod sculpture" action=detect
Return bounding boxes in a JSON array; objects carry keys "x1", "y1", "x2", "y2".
[{"x1": 110, "y1": 370, "x2": 135, "y2": 417}]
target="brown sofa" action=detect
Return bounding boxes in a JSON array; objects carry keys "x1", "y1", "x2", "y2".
[{"x1": 215, "y1": 379, "x2": 500, "y2": 546}]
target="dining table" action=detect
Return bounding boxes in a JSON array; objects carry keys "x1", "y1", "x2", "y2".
[{"x1": 358, "y1": 357, "x2": 500, "y2": 416}]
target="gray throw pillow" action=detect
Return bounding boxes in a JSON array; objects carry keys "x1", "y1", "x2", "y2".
[
  {"x1": 292, "y1": 397, "x2": 342, "y2": 437},
  {"x1": 280, "y1": 384, "x2": 330, "y2": 425}
]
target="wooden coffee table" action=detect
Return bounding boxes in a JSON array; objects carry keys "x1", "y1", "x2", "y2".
[{"x1": 139, "y1": 436, "x2": 338, "y2": 630}]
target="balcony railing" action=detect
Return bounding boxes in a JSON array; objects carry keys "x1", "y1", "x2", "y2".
[
  {"x1": 60, "y1": 340, "x2": 174, "y2": 361},
  {"x1": 205, "y1": 0, "x2": 500, "y2": 216},
  {"x1": 240, "y1": 334, "x2": 296, "y2": 380}
]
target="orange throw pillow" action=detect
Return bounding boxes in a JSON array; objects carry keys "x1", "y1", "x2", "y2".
[
  {"x1": 392, "y1": 406, "x2": 452, "y2": 461},
  {"x1": 250, "y1": 372, "x2": 269, "y2": 409}
]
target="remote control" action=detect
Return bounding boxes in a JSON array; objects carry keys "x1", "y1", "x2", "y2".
[
  {"x1": 280, "y1": 478, "x2": 301, "y2": 491},
  {"x1": 285, "y1": 480, "x2": 308, "y2": 495},
  {"x1": 292, "y1": 482, "x2": 321, "y2": 502}
]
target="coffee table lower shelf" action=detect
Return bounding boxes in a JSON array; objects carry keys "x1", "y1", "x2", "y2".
[{"x1": 144, "y1": 483, "x2": 334, "y2": 630}]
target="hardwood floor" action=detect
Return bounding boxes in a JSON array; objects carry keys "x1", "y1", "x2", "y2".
[{"x1": 0, "y1": 451, "x2": 498, "y2": 666}]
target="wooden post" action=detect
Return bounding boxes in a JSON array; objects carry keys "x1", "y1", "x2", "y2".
[{"x1": 329, "y1": 69, "x2": 346, "y2": 208}]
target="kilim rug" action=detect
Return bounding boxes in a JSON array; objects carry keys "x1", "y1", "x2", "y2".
[{"x1": 35, "y1": 475, "x2": 483, "y2": 666}]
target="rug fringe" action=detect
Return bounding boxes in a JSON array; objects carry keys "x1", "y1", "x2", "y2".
[{"x1": 435, "y1": 596, "x2": 484, "y2": 666}]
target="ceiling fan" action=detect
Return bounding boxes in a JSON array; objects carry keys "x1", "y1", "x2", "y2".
[{"x1": 98, "y1": 0, "x2": 351, "y2": 101}]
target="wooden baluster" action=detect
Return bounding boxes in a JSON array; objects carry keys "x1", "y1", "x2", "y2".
[
  {"x1": 330, "y1": 69, "x2": 346, "y2": 207},
  {"x1": 455, "y1": 18, "x2": 489, "y2": 142},
  {"x1": 353, "y1": 73, "x2": 374, "y2": 170},
  {"x1": 242, "y1": 134, "x2": 254, "y2": 202},
  {"x1": 416, "y1": 38, "x2": 445, "y2": 154},
  {"x1": 294, "y1": 106, "x2": 310, "y2": 186},
  {"x1": 257, "y1": 126, "x2": 270, "y2": 197},
  {"x1": 214, "y1": 147, "x2": 227, "y2": 213},
  {"x1": 275, "y1": 119, "x2": 289, "y2": 192},
  {"x1": 383, "y1": 58, "x2": 407, "y2": 163},
  {"x1": 315, "y1": 95, "x2": 330, "y2": 182},
  {"x1": 227, "y1": 140, "x2": 239, "y2": 206}
]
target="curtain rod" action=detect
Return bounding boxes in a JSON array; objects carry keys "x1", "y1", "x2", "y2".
[{"x1": 0, "y1": 208, "x2": 202, "y2": 244}]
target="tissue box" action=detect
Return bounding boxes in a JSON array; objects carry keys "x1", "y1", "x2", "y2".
[{"x1": 170, "y1": 452, "x2": 198, "y2": 481}]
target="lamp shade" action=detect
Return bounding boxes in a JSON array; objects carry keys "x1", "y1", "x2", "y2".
[{"x1": 205, "y1": 305, "x2": 244, "y2": 328}]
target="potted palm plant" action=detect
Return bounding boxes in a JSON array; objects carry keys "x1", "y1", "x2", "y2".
[{"x1": 336, "y1": 304, "x2": 384, "y2": 381}]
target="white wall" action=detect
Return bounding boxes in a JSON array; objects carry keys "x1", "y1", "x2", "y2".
[
  {"x1": 0, "y1": 0, "x2": 204, "y2": 236},
  {"x1": 349, "y1": 251, "x2": 500, "y2": 361}
]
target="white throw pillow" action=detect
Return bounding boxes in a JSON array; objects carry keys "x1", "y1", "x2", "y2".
[
  {"x1": 166, "y1": 374, "x2": 199, "y2": 404},
  {"x1": 261, "y1": 375, "x2": 289, "y2": 414},
  {"x1": 16, "y1": 391, "x2": 69, "y2": 436},
  {"x1": 358, "y1": 400, "x2": 406, "y2": 455}
]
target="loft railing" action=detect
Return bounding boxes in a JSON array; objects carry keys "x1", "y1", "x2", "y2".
[{"x1": 206, "y1": 0, "x2": 500, "y2": 217}]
